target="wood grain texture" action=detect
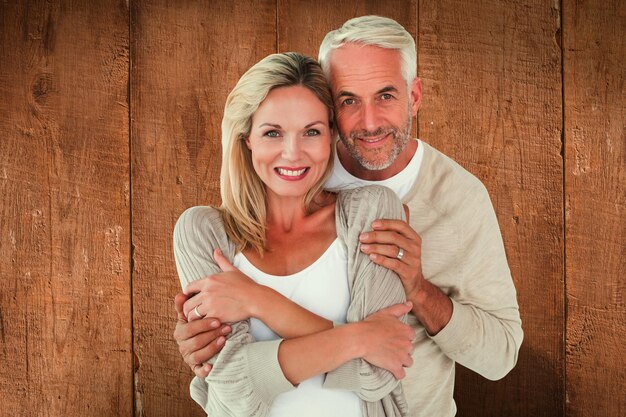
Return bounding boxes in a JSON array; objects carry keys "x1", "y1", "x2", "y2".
[
  {"x1": 0, "y1": 1, "x2": 623, "y2": 416},
  {"x1": 278, "y1": 0, "x2": 417, "y2": 57},
  {"x1": 418, "y1": 1, "x2": 564, "y2": 415},
  {"x1": 564, "y1": 1, "x2": 626, "y2": 416},
  {"x1": 0, "y1": 1, "x2": 131, "y2": 416},
  {"x1": 130, "y1": 1, "x2": 276, "y2": 415}
]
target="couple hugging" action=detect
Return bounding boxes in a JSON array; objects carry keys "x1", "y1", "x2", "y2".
[{"x1": 173, "y1": 15, "x2": 523, "y2": 417}]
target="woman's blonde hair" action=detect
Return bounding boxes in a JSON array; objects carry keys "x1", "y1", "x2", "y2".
[{"x1": 219, "y1": 52, "x2": 335, "y2": 254}]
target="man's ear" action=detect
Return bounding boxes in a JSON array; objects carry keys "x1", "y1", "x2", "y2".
[{"x1": 410, "y1": 77, "x2": 423, "y2": 116}]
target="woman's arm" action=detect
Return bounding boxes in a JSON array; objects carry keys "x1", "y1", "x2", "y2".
[
  {"x1": 174, "y1": 207, "x2": 293, "y2": 416},
  {"x1": 277, "y1": 302, "x2": 413, "y2": 384},
  {"x1": 184, "y1": 248, "x2": 414, "y2": 381},
  {"x1": 323, "y1": 186, "x2": 411, "y2": 413},
  {"x1": 183, "y1": 249, "x2": 334, "y2": 339},
  {"x1": 175, "y1": 206, "x2": 411, "y2": 416}
]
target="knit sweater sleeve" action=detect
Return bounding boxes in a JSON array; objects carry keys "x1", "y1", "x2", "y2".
[
  {"x1": 173, "y1": 206, "x2": 294, "y2": 416},
  {"x1": 323, "y1": 186, "x2": 409, "y2": 416},
  {"x1": 428, "y1": 182, "x2": 523, "y2": 380}
]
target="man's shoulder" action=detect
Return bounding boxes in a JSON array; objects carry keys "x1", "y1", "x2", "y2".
[
  {"x1": 417, "y1": 142, "x2": 489, "y2": 200},
  {"x1": 406, "y1": 142, "x2": 492, "y2": 224},
  {"x1": 422, "y1": 142, "x2": 486, "y2": 188}
]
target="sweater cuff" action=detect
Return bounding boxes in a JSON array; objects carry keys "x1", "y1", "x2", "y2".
[
  {"x1": 323, "y1": 358, "x2": 361, "y2": 391},
  {"x1": 245, "y1": 339, "x2": 295, "y2": 403},
  {"x1": 429, "y1": 298, "x2": 475, "y2": 355},
  {"x1": 190, "y1": 376, "x2": 208, "y2": 411}
]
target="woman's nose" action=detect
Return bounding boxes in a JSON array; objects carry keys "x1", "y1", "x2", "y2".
[{"x1": 281, "y1": 136, "x2": 302, "y2": 161}]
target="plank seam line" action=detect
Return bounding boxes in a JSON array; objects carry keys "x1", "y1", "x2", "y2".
[
  {"x1": 559, "y1": 0, "x2": 567, "y2": 415},
  {"x1": 128, "y1": 1, "x2": 137, "y2": 416}
]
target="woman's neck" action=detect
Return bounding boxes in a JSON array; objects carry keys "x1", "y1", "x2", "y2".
[{"x1": 264, "y1": 191, "x2": 334, "y2": 234}]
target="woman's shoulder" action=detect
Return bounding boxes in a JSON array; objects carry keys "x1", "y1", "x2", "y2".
[
  {"x1": 336, "y1": 185, "x2": 401, "y2": 211},
  {"x1": 176, "y1": 205, "x2": 222, "y2": 226},
  {"x1": 174, "y1": 206, "x2": 229, "y2": 247},
  {"x1": 335, "y1": 185, "x2": 404, "y2": 240},
  {"x1": 175, "y1": 206, "x2": 224, "y2": 233}
]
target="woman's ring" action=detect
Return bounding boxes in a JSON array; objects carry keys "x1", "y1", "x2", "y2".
[
  {"x1": 396, "y1": 247, "x2": 404, "y2": 261},
  {"x1": 193, "y1": 305, "x2": 203, "y2": 319}
]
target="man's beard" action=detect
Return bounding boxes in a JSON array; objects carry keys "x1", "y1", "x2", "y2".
[{"x1": 339, "y1": 114, "x2": 412, "y2": 171}]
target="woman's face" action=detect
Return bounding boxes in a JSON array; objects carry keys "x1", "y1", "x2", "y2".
[{"x1": 247, "y1": 85, "x2": 332, "y2": 203}]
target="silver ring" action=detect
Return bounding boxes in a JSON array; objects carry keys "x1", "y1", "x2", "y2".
[
  {"x1": 396, "y1": 247, "x2": 404, "y2": 261},
  {"x1": 193, "y1": 305, "x2": 203, "y2": 319}
]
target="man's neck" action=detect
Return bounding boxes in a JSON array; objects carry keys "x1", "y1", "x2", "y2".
[{"x1": 337, "y1": 139, "x2": 418, "y2": 181}]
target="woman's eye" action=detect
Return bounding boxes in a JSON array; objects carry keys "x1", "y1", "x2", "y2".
[
  {"x1": 264, "y1": 130, "x2": 280, "y2": 138},
  {"x1": 304, "y1": 129, "x2": 321, "y2": 136}
]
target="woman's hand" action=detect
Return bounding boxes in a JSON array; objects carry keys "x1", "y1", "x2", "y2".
[
  {"x1": 358, "y1": 302, "x2": 415, "y2": 379},
  {"x1": 183, "y1": 249, "x2": 260, "y2": 323}
]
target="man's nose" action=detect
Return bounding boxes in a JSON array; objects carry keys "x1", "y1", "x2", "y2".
[{"x1": 359, "y1": 102, "x2": 381, "y2": 132}]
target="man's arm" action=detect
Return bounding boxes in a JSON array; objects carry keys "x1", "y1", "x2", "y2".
[
  {"x1": 173, "y1": 292, "x2": 231, "y2": 378},
  {"x1": 359, "y1": 197, "x2": 523, "y2": 381},
  {"x1": 359, "y1": 219, "x2": 453, "y2": 335}
]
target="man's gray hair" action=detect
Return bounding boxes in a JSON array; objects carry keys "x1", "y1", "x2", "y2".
[{"x1": 318, "y1": 15, "x2": 417, "y2": 87}]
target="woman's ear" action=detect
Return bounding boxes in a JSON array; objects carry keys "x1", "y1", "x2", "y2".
[{"x1": 244, "y1": 136, "x2": 251, "y2": 150}]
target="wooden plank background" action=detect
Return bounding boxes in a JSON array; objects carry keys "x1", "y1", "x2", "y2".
[
  {"x1": 1, "y1": 1, "x2": 623, "y2": 416},
  {"x1": 563, "y1": 0, "x2": 626, "y2": 416}
]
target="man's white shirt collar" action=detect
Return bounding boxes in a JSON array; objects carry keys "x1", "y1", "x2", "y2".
[{"x1": 325, "y1": 139, "x2": 424, "y2": 201}]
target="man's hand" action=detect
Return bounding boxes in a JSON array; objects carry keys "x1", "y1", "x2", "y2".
[
  {"x1": 183, "y1": 249, "x2": 260, "y2": 323},
  {"x1": 359, "y1": 302, "x2": 415, "y2": 379},
  {"x1": 174, "y1": 292, "x2": 231, "y2": 378},
  {"x1": 359, "y1": 219, "x2": 453, "y2": 335},
  {"x1": 359, "y1": 219, "x2": 425, "y2": 300}
]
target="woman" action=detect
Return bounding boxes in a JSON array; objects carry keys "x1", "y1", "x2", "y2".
[{"x1": 173, "y1": 52, "x2": 413, "y2": 417}]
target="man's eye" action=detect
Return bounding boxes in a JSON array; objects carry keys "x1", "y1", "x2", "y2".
[
  {"x1": 381, "y1": 93, "x2": 393, "y2": 100},
  {"x1": 342, "y1": 98, "x2": 355, "y2": 106},
  {"x1": 304, "y1": 129, "x2": 321, "y2": 136},
  {"x1": 264, "y1": 130, "x2": 280, "y2": 137}
]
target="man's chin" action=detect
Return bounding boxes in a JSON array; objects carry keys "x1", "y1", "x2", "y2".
[{"x1": 354, "y1": 154, "x2": 393, "y2": 171}]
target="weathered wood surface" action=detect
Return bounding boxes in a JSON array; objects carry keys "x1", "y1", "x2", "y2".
[
  {"x1": 0, "y1": 1, "x2": 624, "y2": 417},
  {"x1": 418, "y1": 1, "x2": 564, "y2": 415},
  {"x1": 130, "y1": 1, "x2": 276, "y2": 415},
  {"x1": 0, "y1": 1, "x2": 132, "y2": 416},
  {"x1": 564, "y1": 0, "x2": 626, "y2": 416}
]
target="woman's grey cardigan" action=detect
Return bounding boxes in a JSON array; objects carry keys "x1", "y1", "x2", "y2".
[{"x1": 173, "y1": 185, "x2": 409, "y2": 416}]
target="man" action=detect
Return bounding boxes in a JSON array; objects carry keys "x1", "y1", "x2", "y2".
[{"x1": 174, "y1": 15, "x2": 522, "y2": 416}]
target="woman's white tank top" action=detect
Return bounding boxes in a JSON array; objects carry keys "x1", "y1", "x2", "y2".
[{"x1": 233, "y1": 239, "x2": 362, "y2": 417}]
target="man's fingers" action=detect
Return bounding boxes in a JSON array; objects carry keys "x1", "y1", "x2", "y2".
[
  {"x1": 175, "y1": 316, "x2": 223, "y2": 341},
  {"x1": 213, "y1": 248, "x2": 236, "y2": 272},
  {"x1": 185, "y1": 334, "x2": 228, "y2": 369},
  {"x1": 391, "y1": 366, "x2": 406, "y2": 380},
  {"x1": 359, "y1": 230, "x2": 415, "y2": 249},
  {"x1": 379, "y1": 301, "x2": 413, "y2": 318},
  {"x1": 193, "y1": 363, "x2": 212, "y2": 378},
  {"x1": 371, "y1": 218, "x2": 415, "y2": 234},
  {"x1": 175, "y1": 293, "x2": 190, "y2": 322},
  {"x1": 360, "y1": 243, "x2": 412, "y2": 261}
]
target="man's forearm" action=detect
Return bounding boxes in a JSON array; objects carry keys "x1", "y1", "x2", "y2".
[{"x1": 408, "y1": 279, "x2": 453, "y2": 335}]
